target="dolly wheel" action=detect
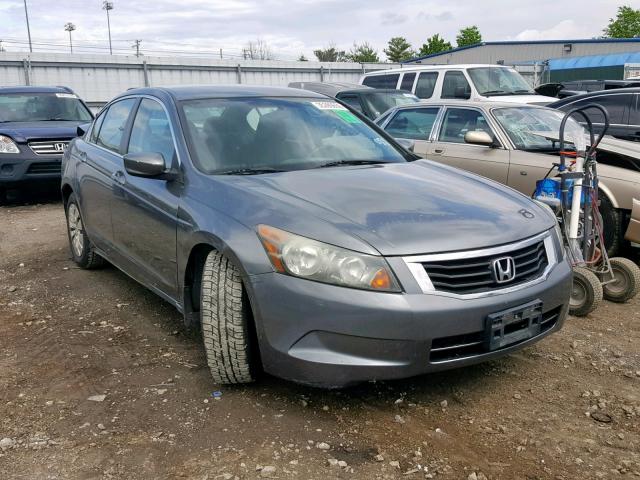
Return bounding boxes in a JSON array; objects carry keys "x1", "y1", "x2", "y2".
[
  {"x1": 570, "y1": 267, "x2": 603, "y2": 317},
  {"x1": 603, "y1": 257, "x2": 640, "y2": 303}
]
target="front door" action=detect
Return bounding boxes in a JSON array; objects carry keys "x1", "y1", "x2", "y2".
[
  {"x1": 429, "y1": 106, "x2": 510, "y2": 183},
  {"x1": 110, "y1": 98, "x2": 180, "y2": 299}
]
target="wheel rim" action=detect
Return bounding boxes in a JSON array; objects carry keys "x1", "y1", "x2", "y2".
[
  {"x1": 67, "y1": 203, "x2": 85, "y2": 257},
  {"x1": 606, "y1": 265, "x2": 630, "y2": 295},
  {"x1": 570, "y1": 277, "x2": 587, "y2": 309}
]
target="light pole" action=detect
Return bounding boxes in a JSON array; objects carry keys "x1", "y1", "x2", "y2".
[
  {"x1": 64, "y1": 23, "x2": 76, "y2": 53},
  {"x1": 102, "y1": 1, "x2": 114, "y2": 55},
  {"x1": 23, "y1": 0, "x2": 33, "y2": 53}
]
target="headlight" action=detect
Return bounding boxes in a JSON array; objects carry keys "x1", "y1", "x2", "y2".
[
  {"x1": 257, "y1": 225, "x2": 401, "y2": 292},
  {"x1": 0, "y1": 135, "x2": 19, "y2": 154}
]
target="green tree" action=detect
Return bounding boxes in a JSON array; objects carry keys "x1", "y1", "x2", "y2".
[
  {"x1": 456, "y1": 25, "x2": 482, "y2": 47},
  {"x1": 604, "y1": 5, "x2": 640, "y2": 38},
  {"x1": 384, "y1": 37, "x2": 416, "y2": 62},
  {"x1": 418, "y1": 34, "x2": 452, "y2": 56},
  {"x1": 345, "y1": 42, "x2": 380, "y2": 63},
  {"x1": 313, "y1": 45, "x2": 347, "y2": 62}
]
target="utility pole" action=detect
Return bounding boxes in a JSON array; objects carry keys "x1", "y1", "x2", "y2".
[
  {"x1": 132, "y1": 39, "x2": 142, "y2": 57},
  {"x1": 102, "y1": 1, "x2": 114, "y2": 55},
  {"x1": 219, "y1": 48, "x2": 223, "y2": 59},
  {"x1": 23, "y1": 0, "x2": 33, "y2": 53},
  {"x1": 64, "y1": 23, "x2": 76, "y2": 53}
]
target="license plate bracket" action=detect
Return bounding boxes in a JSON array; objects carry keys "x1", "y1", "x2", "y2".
[{"x1": 485, "y1": 300, "x2": 543, "y2": 351}]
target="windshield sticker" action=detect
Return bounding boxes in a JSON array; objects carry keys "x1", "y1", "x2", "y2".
[
  {"x1": 55, "y1": 93, "x2": 78, "y2": 99},
  {"x1": 334, "y1": 109, "x2": 362, "y2": 124},
  {"x1": 311, "y1": 101, "x2": 348, "y2": 111}
]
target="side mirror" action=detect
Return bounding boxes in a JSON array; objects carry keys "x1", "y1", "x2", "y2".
[
  {"x1": 123, "y1": 152, "x2": 167, "y2": 178},
  {"x1": 77, "y1": 123, "x2": 91, "y2": 137},
  {"x1": 464, "y1": 130, "x2": 496, "y2": 147},
  {"x1": 396, "y1": 138, "x2": 416, "y2": 152}
]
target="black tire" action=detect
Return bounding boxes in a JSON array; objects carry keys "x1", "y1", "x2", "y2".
[
  {"x1": 200, "y1": 250, "x2": 255, "y2": 384},
  {"x1": 570, "y1": 267, "x2": 603, "y2": 317},
  {"x1": 603, "y1": 257, "x2": 640, "y2": 303},
  {"x1": 598, "y1": 193, "x2": 623, "y2": 258},
  {"x1": 64, "y1": 193, "x2": 105, "y2": 269}
]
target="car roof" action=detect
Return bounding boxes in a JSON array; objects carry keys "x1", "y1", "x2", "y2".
[
  {"x1": 123, "y1": 85, "x2": 328, "y2": 101},
  {"x1": 0, "y1": 85, "x2": 75, "y2": 94},
  {"x1": 548, "y1": 87, "x2": 640, "y2": 106},
  {"x1": 394, "y1": 99, "x2": 547, "y2": 109},
  {"x1": 364, "y1": 64, "x2": 512, "y2": 76},
  {"x1": 287, "y1": 81, "x2": 374, "y2": 96}
]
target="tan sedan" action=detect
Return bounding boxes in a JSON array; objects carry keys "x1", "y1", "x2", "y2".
[{"x1": 376, "y1": 100, "x2": 640, "y2": 256}]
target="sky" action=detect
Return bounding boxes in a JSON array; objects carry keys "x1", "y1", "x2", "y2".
[{"x1": 0, "y1": 0, "x2": 632, "y2": 61}]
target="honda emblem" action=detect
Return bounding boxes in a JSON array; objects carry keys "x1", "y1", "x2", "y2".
[{"x1": 492, "y1": 256, "x2": 516, "y2": 283}]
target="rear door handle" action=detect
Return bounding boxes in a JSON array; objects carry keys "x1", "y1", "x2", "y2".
[
  {"x1": 111, "y1": 170, "x2": 126, "y2": 185},
  {"x1": 433, "y1": 148, "x2": 445, "y2": 155}
]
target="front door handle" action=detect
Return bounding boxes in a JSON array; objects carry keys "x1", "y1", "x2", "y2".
[
  {"x1": 433, "y1": 148, "x2": 445, "y2": 155},
  {"x1": 111, "y1": 170, "x2": 126, "y2": 185},
  {"x1": 520, "y1": 170, "x2": 528, "y2": 176}
]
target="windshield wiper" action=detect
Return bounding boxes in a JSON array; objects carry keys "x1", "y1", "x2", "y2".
[
  {"x1": 217, "y1": 167, "x2": 286, "y2": 175},
  {"x1": 317, "y1": 160, "x2": 390, "y2": 168}
]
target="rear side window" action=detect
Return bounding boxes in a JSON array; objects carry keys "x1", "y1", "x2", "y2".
[
  {"x1": 400, "y1": 73, "x2": 416, "y2": 91},
  {"x1": 441, "y1": 71, "x2": 471, "y2": 99},
  {"x1": 362, "y1": 74, "x2": 400, "y2": 89},
  {"x1": 384, "y1": 107, "x2": 440, "y2": 140},
  {"x1": 415, "y1": 72, "x2": 439, "y2": 99},
  {"x1": 336, "y1": 94, "x2": 364, "y2": 113},
  {"x1": 438, "y1": 108, "x2": 492, "y2": 143},
  {"x1": 564, "y1": 94, "x2": 631, "y2": 125},
  {"x1": 127, "y1": 99, "x2": 176, "y2": 163},
  {"x1": 96, "y1": 98, "x2": 137, "y2": 153}
]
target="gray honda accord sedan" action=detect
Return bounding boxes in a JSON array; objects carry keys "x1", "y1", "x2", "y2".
[{"x1": 61, "y1": 85, "x2": 571, "y2": 388}]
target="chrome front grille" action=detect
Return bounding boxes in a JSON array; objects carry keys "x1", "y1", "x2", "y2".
[
  {"x1": 403, "y1": 232, "x2": 557, "y2": 298},
  {"x1": 28, "y1": 140, "x2": 70, "y2": 156}
]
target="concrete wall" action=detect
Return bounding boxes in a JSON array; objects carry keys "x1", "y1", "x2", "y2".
[{"x1": 0, "y1": 52, "x2": 399, "y2": 105}]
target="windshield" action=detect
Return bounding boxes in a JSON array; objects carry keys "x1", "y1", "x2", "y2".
[
  {"x1": 468, "y1": 67, "x2": 534, "y2": 96},
  {"x1": 362, "y1": 92, "x2": 420, "y2": 118},
  {"x1": 492, "y1": 107, "x2": 587, "y2": 151},
  {"x1": 0, "y1": 93, "x2": 92, "y2": 122},
  {"x1": 180, "y1": 97, "x2": 407, "y2": 174}
]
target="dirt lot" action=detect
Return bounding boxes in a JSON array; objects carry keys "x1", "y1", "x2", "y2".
[{"x1": 1, "y1": 195, "x2": 639, "y2": 480}]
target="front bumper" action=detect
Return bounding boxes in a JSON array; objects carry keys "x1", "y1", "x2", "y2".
[
  {"x1": 0, "y1": 148, "x2": 63, "y2": 185},
  {"x1": 247, "y1": 257, "x2": 572, "y2": 388}
]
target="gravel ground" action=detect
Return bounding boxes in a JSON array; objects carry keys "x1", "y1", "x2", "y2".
[{"x1": 0, "y1": 193, "x2": 639, "y2": 480}]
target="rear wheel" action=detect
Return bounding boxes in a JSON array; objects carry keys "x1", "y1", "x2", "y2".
[
  {"x1": 64, "y1": 193, "x2": 105, "y2": 269},
  {"x1": 200, "y1": 250, "x2": 256, "y2": 384},
  {"x1": 603, "y1": 257, "x2": 640, "y2": 303},
  {"x1": 570, "y1": 267, "x2": 603, "y2": 317}
]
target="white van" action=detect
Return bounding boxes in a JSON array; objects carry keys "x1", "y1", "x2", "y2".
[{"x1": 360, "y1": 64, "x2": 556, "y2": 105}]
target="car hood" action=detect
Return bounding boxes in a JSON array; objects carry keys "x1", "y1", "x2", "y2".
[
  {"x1": 0, "y1": 121, "x2": 84, "y2": 143},
  {"x1": 481, "y1": 94, "x2": 556, "y2": 105},
  {"x1": 238, "y1": 160, "x2": 554, "y2": 256}
]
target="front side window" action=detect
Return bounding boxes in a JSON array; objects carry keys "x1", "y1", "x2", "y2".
[
  {"x1": 415, "y1": 72, "x2": 438, "y2": 99},
  {"x1": 127, "y1": 99, "x2": 176, "y2": 163},
  {"x1": 96, "y1": 98, "x2": 137, "y2": 153},
  {"x1": 89, "y1": 111, "x2": 106, "y2": 143},
  {"x1": 566, "y1": 94, "x2": 630, "y2": 125},
  {"x1": 180, "y1": 97, "x2": 407, "y2": 174},
  {"x1": 0, "y1": 92, "x2": 92, "y2": 122},
  {"x1": 467, "y1": 67, "x2": 533, "y2": 96},
  {"x1": 438, "y1": 108, "x2": 492, "y2": 143},
  {"x1": 362, "y1": 74, "x2": 400, "y2": 89},
  {"x1": 441, "y1": 71, "x2": 471, "y2": 99},
  {"x1": 493, "y1": 106, "x2": 586, "y2": 151},
  {"x1": 336, "y1": 94, "x2": 364, "y2": 113},
  {"x1": 385, "y1": 108, "x2": 440, "y2": 140}
]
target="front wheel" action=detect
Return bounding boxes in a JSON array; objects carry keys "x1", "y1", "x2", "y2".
[
  {"x1": 65, "y1": 193, "x2": 105, "y2": 269},
  {"x1": 603, "y1": 257, "x2": 640, "y2": 303},
  {"x1": 570, "y1": 267, "x2": 603, "y2": 317},
  {"x1": 200, "y1": 250, "x2": 256, "y2": 384}
]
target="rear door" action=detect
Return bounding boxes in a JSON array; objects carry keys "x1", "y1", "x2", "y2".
[
  {"x1": 76, "y1": 98, "x2": 137, "y2": 253},
  {"x1": 429, "y1": 106, "x2": 510, "y2": 183},
  {"x1": 110, "y1": 97, "x2": 181, "y2": 299},
  {"x1": 380, "y1": 107, "x2": 441, "y2": 156}
]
